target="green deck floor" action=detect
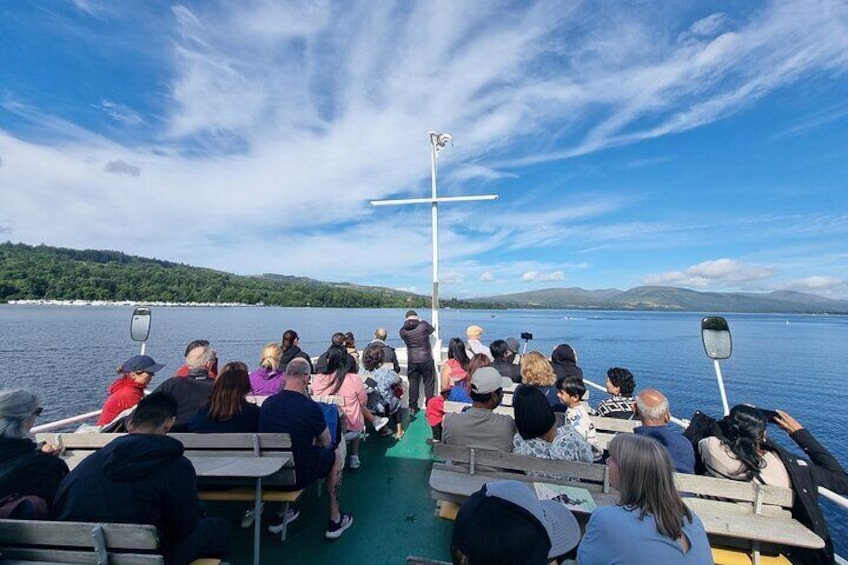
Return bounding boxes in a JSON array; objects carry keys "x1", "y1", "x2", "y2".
[{"x1": 215, "y1": 412, "x2": 452, "y2": 564}]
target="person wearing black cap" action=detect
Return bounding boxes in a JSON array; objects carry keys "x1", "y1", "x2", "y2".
[
  {"x1": 450, "y1": 479, "x2": 581, "y2": 565},
  {"x1": 97, "y1": 354, "x2": 165, "y2": 426}
]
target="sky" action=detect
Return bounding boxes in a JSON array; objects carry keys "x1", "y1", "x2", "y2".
[{"x1": 1, "y1": 1, "x2": 847, "y2": 299}]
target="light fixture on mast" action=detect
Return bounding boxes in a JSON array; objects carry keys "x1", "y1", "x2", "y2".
[{"x1": 370, "y1": 132, "x2": 498, "y2": 362}]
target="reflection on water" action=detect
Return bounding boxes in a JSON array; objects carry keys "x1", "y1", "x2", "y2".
[{"x1": 1, "y1": 305, "x2": 846, "y2": 550}]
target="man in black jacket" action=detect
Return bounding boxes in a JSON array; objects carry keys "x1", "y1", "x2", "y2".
[
  {"x1": 399, "y1": 310, "x2": 435, "y2": 415},
  {"x1": 53, "y1": 392, "x2": 228, "y2": 565}
]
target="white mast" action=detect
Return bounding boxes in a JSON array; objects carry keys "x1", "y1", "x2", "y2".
[{"x1": 371, "y1": 132, "x2": 497, "y2": 362}]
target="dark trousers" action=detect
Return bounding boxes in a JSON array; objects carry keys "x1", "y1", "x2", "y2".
[
  {"x1": 166, "y1": 516, "x2": 230, "y2": 565},
  {"x1": 407, "y1": 360, "x2": 436, "y2": 410}
]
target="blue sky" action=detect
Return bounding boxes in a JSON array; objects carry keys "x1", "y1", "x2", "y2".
[{"x1": 1, "y1": 1, "x2": 847, "y2": 298}]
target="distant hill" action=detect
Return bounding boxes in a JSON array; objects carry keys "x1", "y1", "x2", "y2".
[{"x1": 477, "y1": 285, "x2": 848, "y2": 314}]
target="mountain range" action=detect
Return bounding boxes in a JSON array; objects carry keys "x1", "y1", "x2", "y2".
[{"x1": 2, "y1": 242, "x2": 846, "y2": 313}]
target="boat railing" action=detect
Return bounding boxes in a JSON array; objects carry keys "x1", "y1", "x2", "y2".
[{"x1": 32, "y1": 410, "x2": 102, "y2": 433}]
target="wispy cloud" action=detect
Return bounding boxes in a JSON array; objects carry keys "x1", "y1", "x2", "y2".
[
  {"x1": 521, "y1": 270, "x2": 565, "y2": 282},
  {"x1": 644, "y1": 259, "x2": 777, "y2": 289}
]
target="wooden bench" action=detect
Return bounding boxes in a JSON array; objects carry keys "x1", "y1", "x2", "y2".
[
  {"x1": 0, "y1": 519, "x2": 220, "y2": 565},
  {"x1": 37, "y1": 432, "x2": 304, "y2": 541},
  {"x1": 429, "y1": 443, "x2": 822, "y2": 565}
]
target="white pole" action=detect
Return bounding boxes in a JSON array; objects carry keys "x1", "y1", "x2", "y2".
[
  {"x1": 141, "y1": 342, "x2": 147, "y2": 355},
  {"x1": 429, "y1": 132, "x2": 442, "y2": 362},
  {"x1": 713, "y1": 359, "x2": 730, "y2": 416}
]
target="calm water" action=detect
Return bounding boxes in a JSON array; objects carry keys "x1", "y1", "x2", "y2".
[{"x1": 1, "y1": 305, "x2": 846, "y2": 551}]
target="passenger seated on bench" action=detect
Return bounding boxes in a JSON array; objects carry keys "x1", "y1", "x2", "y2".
[
  {"x1": 188, "y1": 362, "x2": 259, "y2": 433},
  {"x1": 0, "y1": 389, "x2": 68, "y2": 516},
  {"x1": 697, "y1": 405, "x2": 848, "y2": 564},
  {"x1": 259, "y1": 358, "x2": 354, "y2": 540},
  {"x1": 97, "y1": 354, "x2": 164, "y2": 426},
  {"x1": 360, "y1": 343, "x2": 404, "y2": 439},
  {"x1": 154, "y1": 344, "x2": 216, "y2": 432},
  {"x1": 556, "y1": 376, "x2": 601, "y2": 459},
  {"x1": 312, "y1": 345, "x2": 388, "y2": 470},
  {"x1": 595, "y1": 367, "x2": 636, "y2": 420},
  {"x1": 520, "y1": 351, "x2": 567, "y2": 412},
  {"x1": 512, "y1": 385, "x2": 593, "y2": 474},
  {"x1": 443, "y1": 367, "x2": 517, "y2": 458},
  {"x1": 633, "y1": 389, "x2": 694, "y2": 474},
  {"x1": 490, "y1": 339, "x2": 521, "y2": 383},
  {"x1": 426, "y1": 338, "x2": 471, "y2": 442},
  {"x1": 450, "y1": 480, "x2": 581, "y2": 565},
  {"x1": 248, "y1": 343, "x2": 286, "y2": 396},
  {"x1": 175, "y1": 339, "x2": 218, "y2": 379},
  {"x1": 53, "y1": 392, "x2": 230, "y2": 565},
  {"x1": 578, "y1": 434, "x2": 712, "y2": 565}
]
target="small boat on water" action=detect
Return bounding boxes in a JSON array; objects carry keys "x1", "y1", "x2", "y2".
[{"x1": 24, "y1": 311, "x2": 848, "y2": 565}]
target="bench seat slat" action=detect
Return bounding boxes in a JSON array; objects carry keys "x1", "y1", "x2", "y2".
[
  {"x1": 0, "y1": 521, "x2": 159, "y2": 550},
  {"x1": 0, "y1": 547, "x2": 164, "y2": 565},
  {"x1": 37, "y1": 433, "x2": 292, "y2": 451}
]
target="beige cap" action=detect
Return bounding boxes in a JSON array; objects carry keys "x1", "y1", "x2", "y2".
[{"x1": 466, "y1": 325, "x2": 484, "y2": 337}]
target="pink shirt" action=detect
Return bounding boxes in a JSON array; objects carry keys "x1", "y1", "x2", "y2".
[{"x1": 311, "y1": 372, "x2": 368, "y2": 432}]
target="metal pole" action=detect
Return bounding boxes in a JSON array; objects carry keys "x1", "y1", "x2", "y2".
[
  {"x1": 429, "y1": 132, "x2": 442, "y2": 362},
  {"x1": 713, "y1": 359, "x2": 730, "y2": 416},
  {"x1": 140, "y1": 341, "x2": 147, "y2": 355}
]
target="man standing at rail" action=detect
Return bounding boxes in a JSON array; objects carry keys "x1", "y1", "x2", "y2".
[{"x1": 399, "y1": 310, "x2": 436, "y2": 416}]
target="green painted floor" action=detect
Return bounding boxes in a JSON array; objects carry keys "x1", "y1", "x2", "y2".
[{"x1": 213, "y1": 412, "x2": 452, "y2": 564}]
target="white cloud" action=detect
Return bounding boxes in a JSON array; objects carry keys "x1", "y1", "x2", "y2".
[
  {"x1": 520, "y1": 270, "x2": 565, "y2": 282},
  {"x1": 479, "y1": 272, "x2": 494, "y2": 282},
  {"x1": 644, "y1": 259, "x2": 776, "y2": 288},
  {"x1": 95, "y1": 101, "x2": 144, "y2": 126},
  {"x1": 781, "y1": 276, "x2": 848, "y2": 296}
]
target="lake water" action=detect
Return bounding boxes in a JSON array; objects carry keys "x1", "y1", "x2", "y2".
[{"x1": 1, "y1": 305, "x2": 846, "y2": 552}]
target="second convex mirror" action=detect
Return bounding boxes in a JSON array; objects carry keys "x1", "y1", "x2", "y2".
[{"x1": 701, "y1": 316, "x2": 732, "y2": 360}]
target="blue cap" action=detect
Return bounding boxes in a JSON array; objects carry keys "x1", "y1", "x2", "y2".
[{"x1": 120, "y1": 355, "x2": 164, "y2": 374}]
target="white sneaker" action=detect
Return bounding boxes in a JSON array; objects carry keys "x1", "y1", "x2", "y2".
[
  {"x1": 240, "y1": 503, "x2": 263, "y2": 528},
  {"x1": 349, "y1": 455, "x2": 361, "y2": 469},
  {"x1": 373, "y1": 416, "x2": 390, "y2": 432},
  {"x1": 267, "y1": 507, "x2": 299, "y2": 534}
]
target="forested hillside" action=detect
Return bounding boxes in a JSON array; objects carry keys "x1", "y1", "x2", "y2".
[{"x1": 0, "y1": 242, "x2": 461, "y2": 308}]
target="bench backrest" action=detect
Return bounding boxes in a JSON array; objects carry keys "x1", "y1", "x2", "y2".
[
  {"x1": 433, "y1": 443, "x2": 609, "y2": 492},
  {"x1": 0, "y1": 519, "x2": 163, "y2": 565}
]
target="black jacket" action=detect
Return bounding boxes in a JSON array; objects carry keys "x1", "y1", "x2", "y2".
[
  {"x1": 551, "y1": 345, "x2": 584, "y2": 381},
  {"x1": 53, "y1": 434, "x2": 201, "y2": 547},
  {"x1": 154, "y1": 372, "x2": 214, "y2": 432},
  {"x1": 687, "y1": 414, "x2": 848, "y2": 564},
  {"x1": 492, "y1": 359, "x2": 521, "y2": 383},
  {"x1": 280, "y1": 345, "x2": 313, "y2": 373},
  {"x1": 400, "y1": 319, "x2": 434, "y2": 363},
  {"x1": 0, "y1": 437, "x2": 68, "y2": 506}
]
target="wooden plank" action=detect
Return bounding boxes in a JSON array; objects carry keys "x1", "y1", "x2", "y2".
[
  {"x1": 433, "y1": 443, "x2": 607, "y2": 483},
  {"x1": 588, "y1": 415, "x2": 639, "y2": 433},
  {"x1": 693, "y1": 502, "x2": 824, "y2": 549},
  {"x1": 405, "y1": 557, "x2": 451, "y2": 565},
  {"x1": 189, "y1": 456, "x2": 289, "y2": 478},
  {"x1": 684, "y1": 497, "x2": 790, "y2": 519},
  {"x1": 428, "y1": 468, "x2": 618, "y2": 514},
  {"x1": 37, "y1": 432, "x2": 293, "y2": 451},
  {"x1": 0, "y1": 521, "x2": 159, "y2": 550},
  {"x1": 0, "y1": 548, "x2": 164, "y2": 565},
  {"x1": 674, "y1": 473, "x2": 794, "y2": 508}
]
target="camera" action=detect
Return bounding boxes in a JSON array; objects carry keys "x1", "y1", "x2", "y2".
[{"x1": 520, "y1": 332, "x2": 533, "y2": 340}]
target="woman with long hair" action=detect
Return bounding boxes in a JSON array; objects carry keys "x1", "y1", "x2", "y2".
[
  {"x1": 311, "y1": 345, "x2": 386, "y2": 469},
  {"x1": 248, "y1": 343, "x2": 285, "y2": 396},
  {"x1": 188, "y1": 362, "x2": 259, "y2": 433},
  {"x1": 698, "y1": 405, "x2": 848, "y2": 564},
  {"x1": 279, "y1": 329, "x2": 313, "y2": 373},
  {"x1": 520, "y1": 351, "x2": 567, "y2": 412},
  {"x1": 426, "y1": 338, "x2": 473, "y2": 442},
  {"x1": 360, "y1": 343, "x2": 404, "y2": 438},
  {"x1": 578, "y1": 434, "x2": 712, "y2": 564}
]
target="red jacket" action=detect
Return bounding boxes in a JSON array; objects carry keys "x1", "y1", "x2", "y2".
[{"x1": 97, "y1": 376, "x2": 145, "y2": 425}]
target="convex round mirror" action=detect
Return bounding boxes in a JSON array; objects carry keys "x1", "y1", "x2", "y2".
[
  {"x1": 701, "y1": 316, "x2": 731, "y2": 360},
  {"x1": 130, "y1": 307, "x2": 152, "y2": 342}
]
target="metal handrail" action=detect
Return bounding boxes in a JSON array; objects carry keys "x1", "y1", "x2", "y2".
[{"x1": 31, "y1": 410, "x2": 102, "y2": 433}]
